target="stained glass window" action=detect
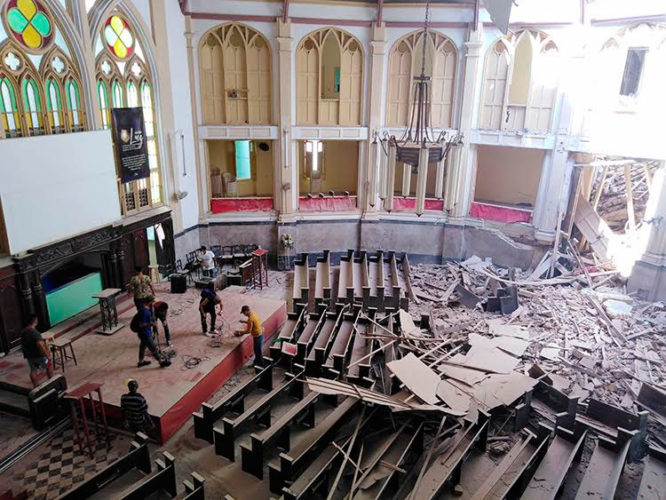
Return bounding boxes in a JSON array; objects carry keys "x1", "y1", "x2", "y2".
[
  {"x1": 111, "y1": 79, "x2": 122, "y2": 107},
  {"x1": 0, "y1": 77, "x2": 21, "y2": 137},
  {"x1": 66, "y1": 78, "x2": 82, "y2": 130},
  {"x1": 21, "y1": 76, "x2": 43, "y2": 135},
  {"x1": 97, "y1": 80, "x2": 110, "y2": 129},
  {"x1": 45, "y1": 77, "x2": 63, "y2": 132},
  {"x1": 126, "y1": 80, "x2": 138, "y2": 106},
  {"x1": 5, "y1": 0, "x2": 54, "y2": 51},
  {"x1": 103, "y1": 15, "x2": 134, "y2": 59}
]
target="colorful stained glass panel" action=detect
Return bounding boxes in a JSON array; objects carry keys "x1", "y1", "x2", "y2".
[
  {"x1": 5, "y1": 0, "x2": 53, "y2": 51},
  {"x1": 103, "y1": 14, "x2": 134, "y2": 59}
]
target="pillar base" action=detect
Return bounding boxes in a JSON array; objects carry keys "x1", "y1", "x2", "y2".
[
  {"x1": 628, "y1": 259, "x2": 666, "y2": 301},
  {"x1": 533, "y1": 229, "x2": 556, "y2": 243}
]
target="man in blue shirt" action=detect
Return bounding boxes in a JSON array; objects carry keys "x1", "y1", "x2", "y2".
[{"x1": 136, "y1": 298, "x2": 170, "y2": 368}]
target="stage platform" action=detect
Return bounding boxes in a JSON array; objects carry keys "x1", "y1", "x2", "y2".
[{"x1": 0, "y1": 285, "x2": 287, "y2": 443}]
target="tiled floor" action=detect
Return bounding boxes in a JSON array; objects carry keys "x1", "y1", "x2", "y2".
[{"x1": 5, "y1": 426, "x2": 132, "y2": 499}]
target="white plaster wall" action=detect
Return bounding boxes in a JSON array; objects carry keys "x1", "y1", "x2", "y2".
[
  {"x1": 128, "y1": 0, "x2": 152, "y2": 36},
  {"x1": 165, "y1": 0, "x2": 200, "y2": 230}
]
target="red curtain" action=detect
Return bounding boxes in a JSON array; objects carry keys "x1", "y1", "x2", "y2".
[
  {"x1": 211, "y1": 197, "x2": 274, "y2": 213},
  {"x1": 470, "y1": 202, "x2": 532, "y2": 223}
]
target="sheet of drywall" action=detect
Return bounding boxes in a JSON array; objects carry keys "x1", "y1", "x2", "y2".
[
  {"x1": 0, "y1": 131, "x2": 121, "y2": 254},
  {"x1": 474, "y1": 145, "x2": 544, "y2": 206}
]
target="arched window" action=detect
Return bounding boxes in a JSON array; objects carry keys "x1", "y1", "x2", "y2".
[
  {"x1": 94, "y1": 11, "x2": 163, "y2": 213},
  {"x1": 66, "y1": 78, "x2": 83, "y2": 131},
  {"x1": 45, "y1": 76, "x2": 64, "y2": 133},
  {"x1": 0, "y1": 76, "x2": 21, "y2": 137},
  {"x1": 21, "y1": 76, "x2": 44, "y2": 135},
  {"x1": 387, "y1": 31, "x2": 457, "y2": 128},
  {"x1": 199, "y1": 23, "x2": 272, "y2": 125},
  {"x1": 0, "y1": 1, "x2": 87, "y2": 137},
  {"x1": 296, "y1": 28, "x2": 363, "y2": 125},
  {"x1": 480, "y1": 30, "x2": 559, "y2": 133}
]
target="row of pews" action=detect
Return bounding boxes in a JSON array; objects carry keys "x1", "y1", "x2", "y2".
[
  {"x1": 55, "y1": 433, "x2": 205, "y2": 500},
  {"x1": 292, "y1": 249, "x2": 413, "y2": 313}
]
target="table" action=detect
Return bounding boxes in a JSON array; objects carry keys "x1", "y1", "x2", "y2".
[
  {"x1": 92, "y1": 288, "x2": 124, "y2": 335},
  {"x1": 252, "y1": 249, "x2": 269, "y2": 289},
  {"x1": 65, "y1": 383, "x2": 109, "y2": 458}
]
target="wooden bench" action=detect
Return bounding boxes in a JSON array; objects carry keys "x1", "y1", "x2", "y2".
[
  {"x1": 637, "y1": 446, "x2": 666, "y2": 499},
  {"x1": 268, "y1": 395, "x2": 359, "y2": 493},
  {"x1": 346, "y1": 318, "x2": 373, "y2": 384},
  {"x1": 322, "y1": 309, "x2": 359, "y2": 378},
  {"x1": 240, "y1": 390, "x2": 320, "y2": 478},
  {"x1": 214, "y1": 371, "x2": 304, "y2": 461},
  {"x1": 292, "y1": 253, "x2": 310, "y2": 309},
  {"x1": 574, "y1": 427, "x2": 636, "y2": 499},
  {"x1": 305, "y1": 309, "x2": 345, "y2": 377},
  {"x1": 270, "y1": 306, "x2": 307, "y2": 361},
  {"x1": 407, "y1": 411, "x2": 490, "y2": 499},
  {"x1": 116, "y1": 451, "x2": 177, "y2": 499},
  {"x1": 193, "y1": 362, "x2": 273, "y2": 443},
  {"x1": 522, "y1": 424, "x2": 587, "y2": 500},
  {"x1": 289, "y1": 306, "x2": 326, "y2": 365},
  {"x1": 56, "y1": 433, "x2": 151, "y2": 500},
  {"x1": 314, "y1": 250, "x2": 332, "y2": 306},
  {"x1": 337, "y1": 250, "x2": 355, "y2": 305},
  {"x1": 179, "y1": 472, "x2": 205, "y2": 500}
]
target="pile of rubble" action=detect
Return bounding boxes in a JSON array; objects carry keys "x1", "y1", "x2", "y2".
[{"x1": 403, "y1": 254, "x2": 666, "y2": 441}]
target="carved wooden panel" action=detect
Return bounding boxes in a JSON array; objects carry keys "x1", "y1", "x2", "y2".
[
  {"x1": 297, "y1": 43, "x2": 319, "y2": 124},
  {"x1": 0, "y1": 276, "x2": 22, "y2": 352}
]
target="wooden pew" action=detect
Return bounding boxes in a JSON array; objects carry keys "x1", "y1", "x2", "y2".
[
  {"x1": 337, "y1": 250, "x2": 355, "y2": 306},
  {"x1": 268, "y1": 396, "x2": 359, "y2": 493},
  {"x1": 347, "y1": 315, "x2": 373, "y2": 384},
  {"x1": 193, "y1": 362, "x2": 274, "y2": 443},
  {"x1": 387, "y1": 251, "x2": 407, "y2": 311},
  {"x1": 573, "y1": 427, "x2": 636, "y2": 499},
  {"x1": 314, "y1": 250, "x2": 332, "y2": 306},
  {"x1": 56, "y1": 433, "x2": 151, "y2": 500},
  {"x1": 532, "y1": 380, "x2": 579, "y2": 430},
  {"x1": 322, "y1": 308, "x2": 359, "y2": 378},
  {"x1": 400, "y1": 253, "x2": 417, "y2": 305},
  {"x1": 293, "y1": 306, "x2": 327, "y2": 365},
  {"x1": 353, "y1": 251, "x2": 367, "y2": 301},
  {"x1": 240, "y1": 390, "x2": 320, "y2": 479},
  {"x1": 305, "y1": 307, "x2": 345, "y2": 377},
  {"x1": 214, "y1": 371, "x2": 304, "y2": 461},
  {"x1": 637, "y1": 446, "x2": 666, "y2": 499},
  {"x1": 180, "y1": 472, "x2": 205, "y2": 500},
  {"x1": 117, "y1": 451, "x2": 177, "y2": 499},
  {"x1": 282, "y1": 441, "x2": 346, "y2": 500},
  {"x1": 522, "y1": 424, "x2": 587, "y2": 500},
  {"x1": 407, "y1": 411, "x2": 490, "y2": 499},
  {"x1": 270, "y1": 306, "x2": 307, "y2": 361},
  {"x1": 352, "y1": 422, "x2": 424, "y2": 500},
  {"x1": 466, "y1": 424, "x2": 550, "y2": 499},
  {"x1": 292, "y1": 253, "x2": 310, "y2": 309}
]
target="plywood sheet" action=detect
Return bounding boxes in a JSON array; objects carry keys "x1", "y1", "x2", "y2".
[
  {"x1": 438, "y1": 364, "x2": 489, "y2": 386},
  {"x1": 387, "y1": 353, "x2": 441, "y2": 405},
  {"x1": 436, "y1": 379, "x2": 471, "y2": 416},
  {"x1": 487, "y1": 319, "x2": 530, "y2": 340},
  {"x1": 474, "y1": 372, "x2": 538, "y2": 410}
]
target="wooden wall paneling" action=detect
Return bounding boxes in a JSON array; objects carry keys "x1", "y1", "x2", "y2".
[{"x1": 0, "y1": 272, "x2": 23, "y2": 352}]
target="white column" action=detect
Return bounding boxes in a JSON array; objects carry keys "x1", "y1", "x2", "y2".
[
  {"x1": 384, "y1": 144, "x2": 397, "y2": 211},
  {"x1": 415, "y1": 148, "x2": 429, "y2": 216},
  {"x1": 277, "y1": 20, "x2": 297, "y2": 218},
  {"x1": 532, "y1": 142, "x2": 570, "y2": 241},
  {"x1": 363, "y1": 23, "x2": 388, "y2": 215},
  {"x1": 401, "y1": 163, "x2": 412, "y2": 196},
  {"x1": 446, "y1": 26, "x2": 484, "y2": 219},
  {"x1": 434, "y1": 157, "x2": 445, "y2": 199}
]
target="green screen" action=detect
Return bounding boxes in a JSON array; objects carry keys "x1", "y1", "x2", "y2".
[{"x1": 46, "y1": 272, "x2": 103, "y2": 325}]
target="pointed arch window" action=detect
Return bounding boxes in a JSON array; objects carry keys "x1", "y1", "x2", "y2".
[
  {"x1": 480, "y1": 31, "x2": 559, "y2": 133},
  {"x1": 126, "y1": 80, "x2": 138, "y2": 106},
  {"x1": 0, "y1": 77, "x2": 21, "y2": 137},
  {"x1": 296, "y1": 28, "x2": 363, "y2": 125},
  {"x1": 45, "y1": 77, "x2": 64, "y2": 133},
  {"x1": 97, "y1": 80, "x2": 110, "y2": 129},
  {"x1": 21, "y1": 76, "x2": 44, "y2": 135},
  {"x1": 66, "y1": 78, "x2": 83, "y2": 131},
  {"x1": 199, "y1": 23, "x2": 272, "y2": 125},
  {"x1": 111, "y1": 79, "x2": 123, "y2": 107}
]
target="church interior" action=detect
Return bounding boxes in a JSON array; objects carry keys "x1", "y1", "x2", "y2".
[{"x1": 0, "y1": 0, "x2": 665, "y2": 498}]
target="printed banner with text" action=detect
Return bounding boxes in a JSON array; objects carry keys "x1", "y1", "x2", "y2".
[{"x1": 111, "y1": 107, "x2": 150, "y2": 183}]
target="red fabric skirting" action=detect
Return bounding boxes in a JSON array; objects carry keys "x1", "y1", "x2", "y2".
[
  {"x1": 211, "y1": 197, "x2": 273, "y2": 213},
  {"x1": 470, "y1": 202, "x2": 532, "y2": 223},
  {"x1": 299, "y1": 196, "x2": 357, "y2": 212},
  {"x1": 393, "y1": 198, "x2": 444, "y2": 211}
]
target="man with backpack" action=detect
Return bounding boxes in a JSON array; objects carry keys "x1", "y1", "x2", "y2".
[
  {"x1": 199, "y1": 287, "x2": 222, "y2": 335},
  {"x1": 130, "y1": 297, "x2": 170, "y2": 368}
]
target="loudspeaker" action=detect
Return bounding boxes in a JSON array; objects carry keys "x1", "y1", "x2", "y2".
[{"x1": 170, "y1": 274, "x2": 187, "y2": 294}]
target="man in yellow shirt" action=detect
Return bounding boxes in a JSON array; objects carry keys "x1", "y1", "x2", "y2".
[{"x1": 235, "y1": 305, "x2": 265, "y2": 367}]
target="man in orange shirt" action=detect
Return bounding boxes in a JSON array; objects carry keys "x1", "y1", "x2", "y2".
[{"x1": 235, "y1": 305, "x2": 265, "y2": 367}]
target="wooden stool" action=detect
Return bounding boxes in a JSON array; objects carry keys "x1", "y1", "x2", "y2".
[
  {"x1": 65, "y1": 383, "x2": 110, "y2": 458},
  {"x1": 50, "y1": 337, "x2": 77, "y2": 373}
]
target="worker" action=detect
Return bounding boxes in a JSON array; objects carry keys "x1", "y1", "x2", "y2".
[{"x1": 235, "y1": 305, "x2": 265, "y2": 367}]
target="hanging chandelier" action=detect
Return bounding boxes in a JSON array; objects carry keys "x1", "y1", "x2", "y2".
[{"x1": 373, "y1": 0, "x2": 462, "y2": 216}]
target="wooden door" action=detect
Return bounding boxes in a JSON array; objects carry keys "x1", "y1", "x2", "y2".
[{"x1": 0, "y1": 275, "x2": 23, "y2": 353}]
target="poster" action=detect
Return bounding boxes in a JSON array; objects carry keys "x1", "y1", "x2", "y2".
[{"x1": 111, "y1": 107, "x2": 150, "y2": 183}]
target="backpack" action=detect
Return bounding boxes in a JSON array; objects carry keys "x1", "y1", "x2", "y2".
[{"x1": 130, "y1": 313, "x2": 141, "y2": 333}]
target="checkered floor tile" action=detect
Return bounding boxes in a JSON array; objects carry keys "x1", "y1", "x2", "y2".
[{"x1": 11, "y1": 427, "x2": 131, "y2": 499}]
